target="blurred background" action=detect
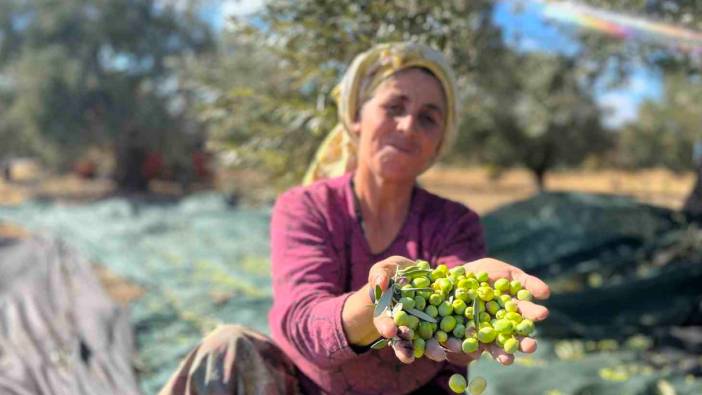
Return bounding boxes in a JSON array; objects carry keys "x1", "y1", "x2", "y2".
[{"x1": 0, "y1": 1, "x2": 701, "y2": 394}]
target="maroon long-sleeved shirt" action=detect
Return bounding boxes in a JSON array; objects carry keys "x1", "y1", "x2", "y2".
[{"x1": 268, "y1": 172, "x2": 486, "y2": 394}]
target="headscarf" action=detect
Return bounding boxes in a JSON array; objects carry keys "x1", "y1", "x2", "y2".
[{"x1": 302, "y1": 42, "x2": 459, "y2": 185}]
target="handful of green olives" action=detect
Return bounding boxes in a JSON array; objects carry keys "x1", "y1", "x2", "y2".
[{"x1": 370, "y1": 260, "x2": 537, "y2": 394}]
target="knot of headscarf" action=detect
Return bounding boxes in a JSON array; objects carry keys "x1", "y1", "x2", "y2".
[{"x1": 302, "y1": 42, "x2": 459, "y2": 185}]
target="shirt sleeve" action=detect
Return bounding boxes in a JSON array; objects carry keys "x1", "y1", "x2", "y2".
[
  {"x1": 268, "y1": 188, "x2": 358, "y2": 370},
  {"x1": 434, "y1": 203, "x2": 487, "y2": 270}
]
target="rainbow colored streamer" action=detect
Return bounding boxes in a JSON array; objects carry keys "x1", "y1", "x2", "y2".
[{"x1": 534, "y1": 0, "x2": 702, "y2": 53}]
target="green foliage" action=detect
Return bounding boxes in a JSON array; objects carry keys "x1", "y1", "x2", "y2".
[
  {"x1": 203, "y1": 0, "x2": 507, "y2": 188},
  {"x1": 455, "y1": 52, "x2": 609, "y2": 188},
  {"x1": 0, "y1": 0, "x2": 213, "y2": 176},
  {"x1": 618, "y1": 73, "x2": 702, "y2": 171}
]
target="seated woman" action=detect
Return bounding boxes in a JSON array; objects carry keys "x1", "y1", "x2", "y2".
[{"x1": 159, "y1": 42, "x2": 550, "y2": 395}]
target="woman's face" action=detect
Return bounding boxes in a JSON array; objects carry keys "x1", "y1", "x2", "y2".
[{"x1": 352, "y1": 68, "x2": 447, "y2": 184}]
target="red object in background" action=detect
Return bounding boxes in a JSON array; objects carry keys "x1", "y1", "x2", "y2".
[
  {"x1": 141, "y1": 151, "x2": 164, "y2": 180},
  {"x1": 192, "y1": 150, "x2": 211, "y2": 180},
  {"x1": 73, "y1": 160, "x2": 97, "y2": 179}
]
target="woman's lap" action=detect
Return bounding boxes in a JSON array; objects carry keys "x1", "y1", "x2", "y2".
[{"x1": 158, "y1": 325, "x2": 302, "y2": 395}]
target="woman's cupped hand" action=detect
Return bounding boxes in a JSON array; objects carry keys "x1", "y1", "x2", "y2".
[{"x1": 368, "y1": 256, "x2": 550, "y2": 366}]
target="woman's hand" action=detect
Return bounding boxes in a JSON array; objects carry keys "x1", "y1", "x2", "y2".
[
  {"x1": 342, "y1": 255, "x2": 415, "y2": 358},
  {"x1": 440, "y1": 257, "x2": 550, "y2": 366}
]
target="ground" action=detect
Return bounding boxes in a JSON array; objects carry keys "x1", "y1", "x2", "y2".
[{"x1": 1, "y1": 166, "x2": 695, "y2": 215}]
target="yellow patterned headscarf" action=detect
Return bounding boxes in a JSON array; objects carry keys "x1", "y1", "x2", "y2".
[{"x1": 302, "y1": 42, "x2": 459, "y2": 185}]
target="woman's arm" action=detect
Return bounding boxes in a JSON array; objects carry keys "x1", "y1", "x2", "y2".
[{"x1": 269, "y1": 188, "x2": 360, "y2": 370}]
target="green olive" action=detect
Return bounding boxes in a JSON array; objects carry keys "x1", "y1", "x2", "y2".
[
  {"x1": 435, "y1": 330, "x2": 448, "y2": 344},
  {"x1": 448, "y1": 373, "x2": 467, "y2": 394},
  {"x1": 401, "y1": 284, "x2": 416, "y2": 298},
  {"x1": 452, "y1": 323, "x2": 466, "y2": 338},
  {"x1": 440, "y1": 315, "x2": 457, "y2": 333},
  {"x1": 425, "y1": 304, "x2": 439, "y2": 318},
  {"x1": 486, "y1": 301, "x2": 500, "y2": 315},
  {"x1": 429, "y1": 293, "x2": 443, "y2": 306},
  {"x1": 505, "y1": 312, "x2": 523, "y2": 323},
  {"x1": 414, "y1": 295, "x2": 427, "y2": 310},
  {"x1": 436, "y1": 278, "x2": 453, "y2": 293},
  {"x1": 477, "y1": 327, "x2": 497, "y2": 343},
  {"x1": 476, "y1": 272, "x2": 489, "y2": 282},
  {"x1": 394, "y1": 310, "x2": 410, "y2": 327},
  {"x1": 510, "y1": 280, "x2": 523, "y2": 295},
  {"x1": 517, "y1": 289, "x2": 532, "y2": 301},
  {"x1": 494, "y1": 278, "x2": 510, "y2": 292},
  {"x1": 418, "y1": 321, "x2": 434, "y2": 340},
  {"x1": 462, "y1": 337, "x2": 479, "y2": 353},
  {"x1": 469, "y1": 376, "x2": 487, "y2": 395},
  {"x1": 493, "y1": 319, "x2": 514, "y2": 335},
  {"x1": 399, "y1": 296, "x2": 415, "y2": 310},
  {"x1": 413, "y1": 337, "x2": 426, "y2": 358},
  {"x1": 477, "y1": 286, "x2": 494, "y2": 302},
  {"x1": 452, "y1": 299, "x2": 467, "y2": 315},
  {"x1": 412, "y1": 277, "x2": 430, "y2": 289},
  {"x1": 464, "y1": 306, "x2": 474, "y2": 320},
  {"x1": 406, "y1": 315, "x2": 420, "y2": 330},
  {"x1": 504, "y1": 300, "x2": 519, "y2": 313},
  {"x1": 515, "y1": 319, "x2": 535, "y2": 336},
  {"x1": 438, "y1": 301, "x2": 454, "y2": 317},
  {"x1": 503, "y1": 337, "x2": 519, "y2": 354}
]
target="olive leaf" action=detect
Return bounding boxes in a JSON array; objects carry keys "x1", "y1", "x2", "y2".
[
  {"x1": 406, "y1": 308, "x2": 437, "y2": 323},
  {"x1": 374, "y1": 285, "x2": 382, "y2": 302},
  {"x1": 397, "y1": 267, "x2": 432, "y2": 276},
  {"x1": 374, "y1": 286, "x2": 394, "y2": 317},
  {"x1": 370, "y1": 338, "x2": 389, "y2": 350},
  {"x1": 472, "y1": 295, "x2": 480, "y2": 328}
]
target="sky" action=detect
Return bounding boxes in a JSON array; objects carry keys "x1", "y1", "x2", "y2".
[{"x1": 209, "y1": 0, "x2": 664, "y2": 128}]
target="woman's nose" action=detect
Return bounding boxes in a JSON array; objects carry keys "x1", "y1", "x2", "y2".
[{"x1": 396, "y1": 114, "x2": 419, "y2": 135}]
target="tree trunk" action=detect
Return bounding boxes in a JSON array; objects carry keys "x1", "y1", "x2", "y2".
[
  {"x1": 533, "y1": 167, "x2": 547, "y2": 192},
  {"x1": 683, "y1": 161, "x2": 702, "y2": 221},
  {"x1": 114, "y1": 128, "x2": 149, "y2": 192}
]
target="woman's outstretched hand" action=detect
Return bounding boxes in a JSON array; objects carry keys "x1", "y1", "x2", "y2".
[
  {"x1": 350, "y1": 256, "x2": 550, "y2": 366},
  {"x1": 440, "y1": 257, "x2": 550, "y2": 366}
]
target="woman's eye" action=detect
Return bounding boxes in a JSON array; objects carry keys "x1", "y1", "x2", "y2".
[
  {"x1": 420, "y1": 114, "x2": 437, "y2": 126},
  {"x1": 385, "y1": 104, "x2": 403, "y2": 115}
]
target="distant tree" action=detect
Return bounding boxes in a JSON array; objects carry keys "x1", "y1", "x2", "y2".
[
  {"x1": 574, "y1": 0, "x2": 702, "y2": 215},
  {"x1": 456, "y1": 52, "x2": 609, "y2": 189},
  {"x1": 618, "y1": 73, "x2": 702, "y2": 171},
  {"x1": 0, "y1": 0, "x2": 213, "y2": 190}
]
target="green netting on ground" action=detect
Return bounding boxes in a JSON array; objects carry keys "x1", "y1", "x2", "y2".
[
  {"x1": 0, "y1": 193, "x2": 274, "y2": 394},
  {"x1": 469, "y1": 339, "x2": 702, "y2": 395},
  {"x1": 483, "y1": 192, "x2": 702, "y2": 339},
  {"x1": 1, "y1": 191, "x2": 701, "y2": 394}
]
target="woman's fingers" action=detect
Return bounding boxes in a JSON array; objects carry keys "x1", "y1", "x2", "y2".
[
  {"x1": 368, "y1": 256, "x2": 416, "y2": 289},
  {"x1": 487, "y1": 344, "x2": 514, "y2": 365},
  {"x1": 445, "y1": 337, "x2": 477, "y2": 366},
  {"x1": 517, "y1": 300, "x2": 549, "y2": 321},
  {"x1": 373, "y1": 315, "x2": 397, "y2": 339},
  {"x1": 424, "y1": 338, "x2": 447, "y2": 362},
  {"x1": 464, "y1": 258, "x2": 551, "y2": 300},
  {"x1": 392, "y1": 339, "x2": 415, "y2": 364},
  {"x1": 446, "y1": 350, "x2": 473, "y2": 366},
  {"x1": 512, "y1": 270, "x2": 551, "y2": 300},
  {"x1": 444, "y1": 337, "x2": 462, "y2": 353},
  {"x1": 519, "y1": 336, "x2": 538, "y2": 353},
  {"x1": 397, "y1": 326, "x2": 414, "y2": 341}
]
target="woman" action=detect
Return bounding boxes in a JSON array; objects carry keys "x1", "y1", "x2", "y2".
[{"x1": 160, "y1": 42, "x2": 550, "y2": 395}]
